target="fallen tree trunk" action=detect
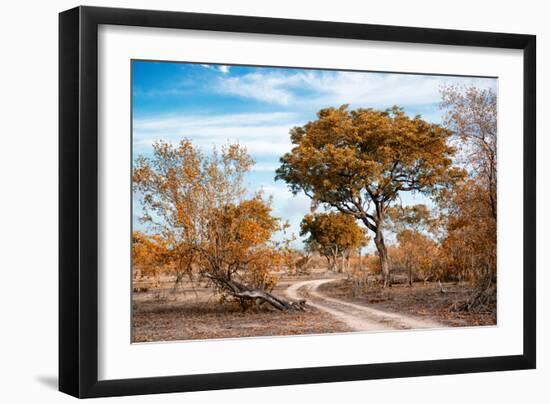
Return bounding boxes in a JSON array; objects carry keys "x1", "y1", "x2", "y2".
[
  {"x1": 233, "y1": 288, "x2": 307, "y2": 311},
  {"x1": 205, "y1": 273, "x2": 307, "y2": 311}
]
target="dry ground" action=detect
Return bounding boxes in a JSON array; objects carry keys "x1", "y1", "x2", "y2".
[
  {"x1": 132, "y1": 276, "x2": 351, "y2": 343},
  {"x1": 318, "y1": 279, "x2": 496, "y2": 327},
  {"x1": 286, "y1": 278, "x2": 444, "y2": 331},
  {"x1": 132, "y1": 270, "x2": 495, "y2": 343}
]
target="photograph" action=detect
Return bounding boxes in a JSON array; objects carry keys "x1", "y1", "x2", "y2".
[
  {"x1": 0, "y1": 0, "x2": 542, "y2": 401},
  {"x1": 130, "y1": 60, "x2": 498, "y2": 343}
]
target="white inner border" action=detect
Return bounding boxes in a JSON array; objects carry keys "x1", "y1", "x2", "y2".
[{"x1": 98, "y1": 25, "x2": 524, "y2": 381}]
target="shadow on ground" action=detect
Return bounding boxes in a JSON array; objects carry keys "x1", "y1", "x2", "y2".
[{"x1": 35, "y1": 375, "x2": 58, "y2": 390}]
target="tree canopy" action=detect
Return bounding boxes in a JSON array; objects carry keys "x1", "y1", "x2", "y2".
[
  {"x1": 441, "y1": 86, "x2": 497, "y2": 219},
  {"x1": 300, "y1": 212, "x2": 367, "y2": 272},
  {"x1": 132, "y1": 139, "x2": 305, "y2": 310},
  {"x1": 276, "y1": 105, "x2": 464, "y2": 285}
]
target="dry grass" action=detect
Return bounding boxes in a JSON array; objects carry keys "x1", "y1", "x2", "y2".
[
  {"x1": 318, "y1": 279, "x2": 496, "y2": 327},
  {"x1": 132, "y1": 277, "x2": 351, "y2": 342}
]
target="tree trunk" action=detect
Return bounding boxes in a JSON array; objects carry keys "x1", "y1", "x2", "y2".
[
  {"x1": 205, "y1": 274, "x2": 306, "y2": 311},
  {"x1": 344, "y1": 252, "x2": 348, "y2": 273},
  {"x1": 332, "y1": 247, "x2": 339, "y2": 272},
  {"x1": 325, "y1": 255, "x2": 332, "y2": 272},
  {"x1": 233, "y1": 288, "x2": 306, "y2": 311},
  {"x1": 374, "y1": 226, "x2": 390, "y2": 287}
]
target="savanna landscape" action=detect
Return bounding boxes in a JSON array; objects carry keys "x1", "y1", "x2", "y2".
[{"x1": 131, "y1": 61, "x2": 497, "y2": 342}]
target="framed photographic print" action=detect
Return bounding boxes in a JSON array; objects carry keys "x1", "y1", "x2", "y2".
[{"x1": 59, "y1": 6, "x2": 536, "y2": 398}]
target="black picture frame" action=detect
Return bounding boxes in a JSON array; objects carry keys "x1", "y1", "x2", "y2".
[{"x1": 59, "y1": 5, "x2": 536, "y2": 398}]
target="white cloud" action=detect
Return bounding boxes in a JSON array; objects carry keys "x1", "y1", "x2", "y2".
[
  {"x1": 199, "y1": 64, "x2": 230, "y2": 74},
  {"x1": 218, "y1": 65, "x2": 230, "y2": 74},
  {"x1": 215, "y1": 69, "x2": 497, "y2": 109},
  {"x1": 257, "y1": 184, "x2": 309, "y2": 243},
  {"x1": 135, "y1": 112, "x2": 294, "y2": 132},
  {"x1": 217, "y1": 72, "x2": 301, "y2": 105},
  {"x1": 133, "y1": 112, "x2": 299, "y2": 156},
  {"x1": 250, "y1": 162, "x2": 281, "y2": 172},
  {"x1": 258, "y1": 185, "x2": 312, "y2": 215},
  {"x1": 258, "y1": 184, "x2": 293, "y2": 201}
]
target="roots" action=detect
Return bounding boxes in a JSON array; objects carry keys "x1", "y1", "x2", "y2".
[{"x1": 450, "y1": 279, "x2": 496, "y2": 314}]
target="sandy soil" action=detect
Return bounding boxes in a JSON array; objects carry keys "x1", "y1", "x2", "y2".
[
  {"x1": 286, "y1": 278, "x2": 444, "y2": 331},
  {"x1": 319, "y1": 278, "x2": 496, "y2": 327}
]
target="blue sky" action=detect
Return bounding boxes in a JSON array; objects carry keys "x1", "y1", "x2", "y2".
[{"x1": 132, "y1": 60, "x2": 497, "y2": 249}]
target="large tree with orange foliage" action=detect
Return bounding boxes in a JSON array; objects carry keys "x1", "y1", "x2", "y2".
[{"x1": 277, "y1": 105, "x2": 464, "y2": 286}]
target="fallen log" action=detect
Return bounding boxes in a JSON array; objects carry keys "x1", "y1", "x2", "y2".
[
  {"x1": 204, "y1": 273, "x2": 307, "y2": 311},
  {"x1": 234, "y1": 289, "x2": 306, "y2": 311}
]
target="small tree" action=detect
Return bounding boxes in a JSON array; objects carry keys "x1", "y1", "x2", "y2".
[
  {"x1": 392, "y1": 230, "x2": 438, "y2": 285},
  {"x1": 300, "y1": 212, "x2": 367, "y2": 273},
  {"x1": 385, "y1": 204, "x2": 437, "y2": 285},
  {"x1": 441, "y1": 85, "x2": 497, "y2": 220},
  {"x1": 279, "y1": 248, "x2": 312, "y2": 274},
  {"x1": 439, "y1": 179, "x2": 496, "y2": 285},
  {"x1": 132, "y1": 231, "x2": 170, "y2": 286},
  {"x1": 277, "y1": 105, "x2": 463, "y2": 286}
]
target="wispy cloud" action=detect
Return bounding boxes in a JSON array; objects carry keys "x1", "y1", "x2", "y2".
[
  {"x1": 257, "y1": 184, "x2": 314, "y2": 243},
  {"x1": 215, "y1": 69, "x2": 497, "y2": 109},
  {"x1": 218, "y1": 65, "x2": 230, "y2": 74},
  {"x1": 133, "y1": 112, "x2": 299, "y2": 156},
  {"x1": 258, "y1": 185, "x2": 312, "y2": 215},
  {"x1": 135, "y1": 112, "x2": 295, "y2": 132},
  {"x1": 250, "y1": 162, "x2": 281, "y2": 173},
  {"x1": 200, "y1": 64, "x2": 231, "y2": 74},
  {"x1": 133, "y1": 87, "x2": 191, "y2": 98},
  {"x1": 216, "y1": 72, "x2": 303, "y2": 105}
]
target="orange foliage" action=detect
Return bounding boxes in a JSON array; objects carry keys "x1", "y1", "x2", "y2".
[{"x1": 132, "y1": 139, "x2": 289, "y2": 304}]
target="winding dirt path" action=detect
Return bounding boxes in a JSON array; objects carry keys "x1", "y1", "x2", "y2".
[{"x1": 285, "y1": 278, "x2": 444, "y2": 332}]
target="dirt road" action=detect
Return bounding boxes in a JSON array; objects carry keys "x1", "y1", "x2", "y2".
[{"x1": 285, "y1": 278, "x2": 444, "y2": 332}]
